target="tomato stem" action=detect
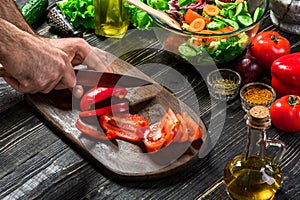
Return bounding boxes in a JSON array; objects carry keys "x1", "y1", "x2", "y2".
[
  {"x1": 271, "y1": 33, "x2": 279, "y2": 43},
  {"x1": 288, "y1": 95, "x2": 300, "y2": 106}
]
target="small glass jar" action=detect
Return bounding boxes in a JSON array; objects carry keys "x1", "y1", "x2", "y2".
[
  {"x1": 240, "y1": 82, "x2": 276, "y2": 112},
  {"x1": 207, "y1": 69, "x2": 242, "y2": 101}
]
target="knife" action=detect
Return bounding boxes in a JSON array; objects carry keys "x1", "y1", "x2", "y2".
[{"x1": 0, "y1": 67, "x2": 153, "y2": 88}]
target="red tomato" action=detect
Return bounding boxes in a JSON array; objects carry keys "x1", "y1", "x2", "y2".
[
  {"x1": 250, "y1": 31, "x2": 290, "y2": 69},
  {"x1": 99, "y1": 113, "x2": 149, "y2": 142},
  {"x1": 270, "y1": 95, "x2": 300, "y2": 132}
]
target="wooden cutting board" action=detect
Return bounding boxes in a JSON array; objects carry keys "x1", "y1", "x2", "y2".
[{"x1": 25, "y1": 58, "x2": 208, "y2": 180}]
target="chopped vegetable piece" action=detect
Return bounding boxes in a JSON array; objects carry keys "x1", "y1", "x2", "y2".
[
  {"x1": 236, "y1": 15, "x2": 253, "y2": 27},
  {"x1": 79, "y1": 102, "x2": 129, "y2": 117},
  {"x1": 80, "y1": 87, "x2": 128, "y2": 111},
  {"x1": 234, "y1": 2, "x2": 244, "y2": 17},
  {"x1": 99, "y1": 113, "x2": 149, "y2": 142},
  {"x1": 206, "y1": 21, "x2": 225, "y2": 30},
  {"x1": 184, "y1": 9, "x2": 210, "y2": 24},
  {"x1": 144, "y1": 122, "x2": 166, "y2": 152},
  {"x1": 76, "y1": 119, "x2": 115, "y2": 140},
  {"x1": 178, "y1": 44, "x2": 197, "y2": 57},
  {"x1": 189, "y1": 18, "x2": 206, "y2": 32},
  {"x1": 253, "y1": 7, "x2": 263, "y2": 22},
  {"x1": 203, "y1": 4, "x2": 220, "y2": 16},
  {"x1": 160, "y1": 108, "x2": 180, "y2": 146}
]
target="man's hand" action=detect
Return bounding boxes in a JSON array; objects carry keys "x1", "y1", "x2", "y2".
[{"x1": 48, "y1": 38, "x2": 113, "y2": 98}]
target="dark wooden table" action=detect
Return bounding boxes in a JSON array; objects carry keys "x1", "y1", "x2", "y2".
[{"x1": 1, "y1": 0, "x2": 300, "y2": 199}]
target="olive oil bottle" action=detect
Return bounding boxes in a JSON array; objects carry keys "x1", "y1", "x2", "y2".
[
  {"x1": 94, "y1": 0, "x2": 129, "y2": 38},
  {"x1": 224, "y1": 106, "x2": 286, "y2": 200}
]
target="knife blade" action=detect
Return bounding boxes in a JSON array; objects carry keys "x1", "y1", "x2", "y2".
[
  {"x1": 0, "y1": 67, "x2": 153, "y2": 88},
  {"x1": 75, "y1": 69, "x2": 153, "y2": 88}
]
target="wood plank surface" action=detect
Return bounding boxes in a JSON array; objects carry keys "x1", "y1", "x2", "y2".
[{"x1": 0, "y1": 0, "x2": 299, "y2": 199}]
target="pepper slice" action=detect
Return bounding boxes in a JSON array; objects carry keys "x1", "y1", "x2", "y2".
[
  {"x1": 80, "y1": 87, "x2": 128, "y2": 111},
  {"x1": 99, "y1": 113, "x2": 149, "y2": 142},
  {"x1": 79, "y1": 102, "x2": 129, "y2": 117},
  {"x1": 143, "y1": 122, "x2": 166, "y2": 153},
  {"x1": 75, "y1": 119, "x2": 116, "y2": 140},
  {"x1": 160, "y1": 108, "x2": 180, "y2": 146}
]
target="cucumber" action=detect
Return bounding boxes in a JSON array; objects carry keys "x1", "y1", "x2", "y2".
[
  {"x1": 253, "y1": 7, "x2": 263, "y2": 22},
  {"x1": 234, "y1": 2, "x2": 244, "y2": 17},
  {"x1": 178, "y1": 44, "x2": 197, "y2": 57},
  {"x1": 21, "y1": 0, "x2": 49, "y2": 26},
  {"x1": 237, "y1": 15, "x2": 253, "y2": 27},
  {"x1": 206, "y1": 21, "x2": 225, "y2": 30}
]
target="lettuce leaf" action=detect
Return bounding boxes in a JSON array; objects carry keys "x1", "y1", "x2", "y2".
[{"x1": 56, "y1": 0, "x2": 95, "y2": 29}]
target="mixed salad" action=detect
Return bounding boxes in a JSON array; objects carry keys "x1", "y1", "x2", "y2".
[
  {"x1": 140, "y1": 0, "x2": 264, "y2": 63},
  {"x1": 55, "y1": 0, "x2": 264, "y2": 63}
]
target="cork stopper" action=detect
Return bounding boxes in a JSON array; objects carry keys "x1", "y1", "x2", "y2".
[{"x1": 248, "y1": 106, "x2": 271, "y2": 128}]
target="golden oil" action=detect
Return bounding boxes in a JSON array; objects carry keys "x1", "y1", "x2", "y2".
[
  {"x1": 224, "y1": 154, "x2": 282, "y2": 200},
  {"x1": 224, "y1": 106, "x2": 285, "y2": 200}
]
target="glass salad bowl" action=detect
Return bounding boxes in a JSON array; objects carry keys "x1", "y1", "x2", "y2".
[{"x1": 146, "y1": 0, "x2": 269, "y2": 65}]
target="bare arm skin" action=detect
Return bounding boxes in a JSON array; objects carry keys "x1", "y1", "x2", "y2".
[{"x1": 0, "y1": 0, "x2": 111, "y2": 97}]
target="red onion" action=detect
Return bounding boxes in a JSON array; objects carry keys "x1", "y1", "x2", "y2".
[{"x1": 234, "y1": 49, "x2": 262, "y2": 85}]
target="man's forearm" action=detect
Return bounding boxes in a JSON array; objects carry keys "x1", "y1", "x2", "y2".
[{"x1": 0, "y1": 0, "x2": 35, "y2": 34}]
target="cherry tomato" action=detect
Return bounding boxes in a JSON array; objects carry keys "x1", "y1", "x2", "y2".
[
  {"x1": 250, "y1": 31, "x2": 290, "y2": 69},
  {"x1": 270, "y1": 95, "x2": 300, "y2": 132},
  {"x1": 99, "y1": 113, "x2": 149, "y2": 142}
]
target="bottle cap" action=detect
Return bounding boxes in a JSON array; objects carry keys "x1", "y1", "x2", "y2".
[{"x1": 248, "y1": 106, "x2": 271, "y2": 128}]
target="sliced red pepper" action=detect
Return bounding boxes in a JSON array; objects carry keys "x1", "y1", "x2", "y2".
[
  {"x1": 143, "y1": 122, "x2": 166, "y2": 153},
  {"x1": 173, "y1": 113, "x2": 189, "y2": 142},
  {"x1": 181, "y1": 112, "x2": 202, "y2": 142},
  {"x1": 99, "y1": 113, "x2": 149, "y2": 142},
  {"x1": 75, "y1": 119, "x2": 116, "y2": 140},
  {"x1": 79, "y1": 102, "x2": 129, "y2": 117},
  {"x1": 80, "y1": 87, "x2": 128, "y2": 111},
  {"x1": 160, "y1": 108, "x2": 180, "y2": 146}
]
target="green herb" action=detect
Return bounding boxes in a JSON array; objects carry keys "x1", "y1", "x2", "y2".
[
  {"x1": 124, "y1": 1, "x2": 152, "y2": 29},
  {"x1": 178, "y1": 0, "x2": 194, "y2": 7},
  {"x1": 56, "y1": 0, "x2": 94, "y2": 29},
  {"x1": 124, "y1": 0, "x2": 169, "y2": 29}
]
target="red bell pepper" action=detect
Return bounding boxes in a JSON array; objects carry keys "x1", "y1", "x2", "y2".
[
  {"x1": 79, "y1": 102, "x2": 129, "y2": 117},
  {"x1": 80, "y1": 87, "x2": 128, "y2": 111},
  {"x1": 99, "y1": 113, "x2": 150, "y2": 142},
  {"x1": 271, "y1": 52, "x2": 300, "y2": 96},
  {"x1": 75, "y1": 119, "x2": 116, "y2": 140}
]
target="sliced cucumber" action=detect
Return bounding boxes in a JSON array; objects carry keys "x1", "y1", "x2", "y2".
[
  {"x1": 228, "y1": 9, "x2": 235, "y2": 19},
  {"x1": 178, "y1": 44, "x2": 197, "y2": 57},
  {"x1": 253, "y1": 7, "x2": 263, "y2": 22},
  {"x1": 234, "y1": 2, "x2": 244, "y2": 17},
  {"x1": 237, "y1": 15, "x2": 253, "y2": 27},
  {"x1": 222, "y1": 18, "x2": 240, "y2": 29},
  {"x1": 206, "y1": 21, "x2": 225, "y2": 30}
]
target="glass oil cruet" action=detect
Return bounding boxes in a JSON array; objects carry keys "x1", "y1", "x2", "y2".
[{"x1": 224, "y1": 106, "x2": 286, "y2": 200}]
